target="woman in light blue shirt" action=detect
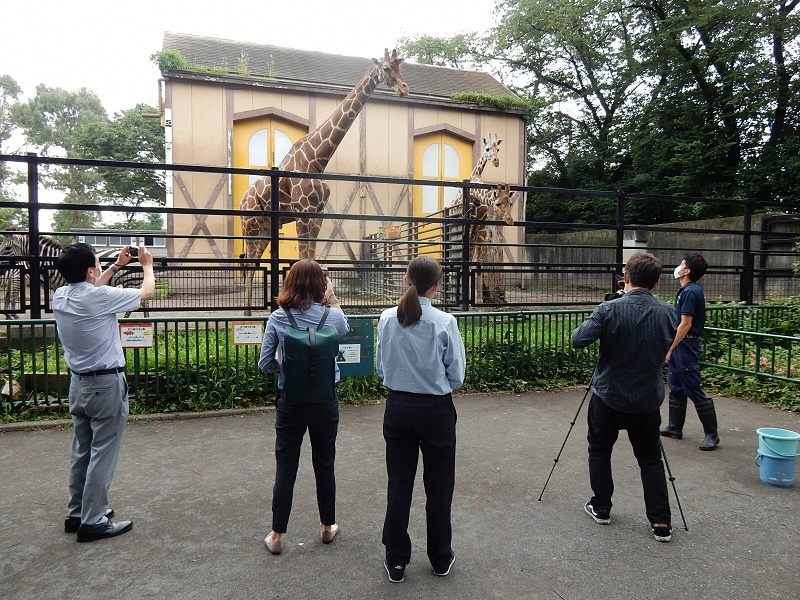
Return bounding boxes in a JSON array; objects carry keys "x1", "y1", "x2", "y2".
[
  {"x1": 258, "y1": 260, "x2": 349, "y2": 555},
  {"x1": 376, "y1": 256, "x2": 466, "y2": 583}
]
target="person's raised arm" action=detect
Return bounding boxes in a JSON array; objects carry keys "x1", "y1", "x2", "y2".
[
  {"x1": 93, "y1": 245, "x2": 134, "y2": 287},
  {"x1": 137, "y1": 247, "x2": 156, "y2": 301}
]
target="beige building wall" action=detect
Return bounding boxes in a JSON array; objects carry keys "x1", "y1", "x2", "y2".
[{"x1": 166, "y1": 78, "x2": 525, "y2": 263}]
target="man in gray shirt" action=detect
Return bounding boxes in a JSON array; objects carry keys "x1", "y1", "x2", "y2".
[
  {"x1": 55, "y1": 243, "x2": 155, "y2": 542},
  {"x1": 571, "y1": 252, "x2": 678, "y2": 542}
]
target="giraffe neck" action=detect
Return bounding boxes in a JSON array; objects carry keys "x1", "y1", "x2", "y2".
[
  {"x1": 283, "y1": 65, "x2": 381, "y2": 174},
  {"x1": 470, "y1": 154, "x2": 489, "y2": 182}
]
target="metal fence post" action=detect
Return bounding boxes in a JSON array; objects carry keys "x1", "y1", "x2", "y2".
[
  {"x1": 460, "y1": 180, "x2": 471, "y2": 311},
  {"x1": 26, "y1": 153, "x2": 42, "y2": 319},
  {"x1": 615, "y1": 190, "x2": 625, "y2": 271},
  {"x1": 741, "y1": 200, "x2": 754, "y2": 304},
  {"x1": 269, "y1": 167, "x2": 281, "y2": 311}
]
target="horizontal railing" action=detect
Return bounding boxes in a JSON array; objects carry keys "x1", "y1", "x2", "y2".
[
  {"x1": 701, "y1": 327, "x2": 800, "y2": 383},
  {"x1": 1, "y1": 307, "x2": 797, "y2": 414},
  {"x1": 0, "y1": 318, "x2": 269, "y2": 412}
]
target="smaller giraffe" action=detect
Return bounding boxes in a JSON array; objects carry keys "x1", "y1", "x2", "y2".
[
  {"x1": 469, "y1": 184, "x2": 515, "y2": 304},
  {"x1": 450, "y1": 134, "x2": 503, "y2": 209}
]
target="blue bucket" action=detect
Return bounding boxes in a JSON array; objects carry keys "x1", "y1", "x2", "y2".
[
  {"x1": 756, "y1": 427, "x2": 800, "y2": 458},
  {"x1": 755, "y1": 453, "x2": 797, "y2": 488}
]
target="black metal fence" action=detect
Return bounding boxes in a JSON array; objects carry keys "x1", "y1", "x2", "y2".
[
  {"x1": 1, "y1": 153, "x2": 799, "y2": 318},
  {"x1": 1, "y1": 306, "x2": 797, "y2": 413}
]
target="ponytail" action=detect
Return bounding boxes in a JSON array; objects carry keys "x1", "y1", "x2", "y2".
[
  {"x1": 396, "y1": 256, "x2": 443, "y2": 327},
  {"x1": 397, "y1": 284, "x2": 422, "y2": 327}
]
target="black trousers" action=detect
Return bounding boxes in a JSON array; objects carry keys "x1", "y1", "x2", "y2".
[
  {"x1": 271, "y1": 393, "x2": 339, "y2": 533},
  {"x1": 382, "y1": 390, "x2": 457, "y2": 570},
  {"x1": 587, "y1": 394, "x2": 671, "y2": 525}
]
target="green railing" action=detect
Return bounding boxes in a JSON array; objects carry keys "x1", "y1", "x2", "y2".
[
  {"x1": 706, "y1": 303, "x2": 800, "y2": 333},
  {"x1": 1, "y1": 306, "x2": 797, "y2": 414},
  {"x1": 0, "y1": 318, "x2": 270, "y2": 413},
  {"x1": 702, "y1": 327, "x2": 800, "y2": 383}
]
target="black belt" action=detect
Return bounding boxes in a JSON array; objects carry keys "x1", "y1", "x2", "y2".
[
  {"x1": 72, "y1": 366, "x2": 125, "y2": 377},
  {"x1": 685, "y1": 333, "x2": 700, "y2": 339}
]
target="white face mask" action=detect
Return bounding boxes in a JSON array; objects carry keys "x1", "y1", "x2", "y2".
[{"x1": 673, "y1": 264, "x2": 685, "y2": 279}]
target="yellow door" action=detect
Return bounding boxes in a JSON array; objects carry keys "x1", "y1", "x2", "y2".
[
  {"x1": 233, "y1": 118, "x2": 307, "y2": 259},
  {"x1": 412, "y1": 133, "x2": 472, "y2": 257}
]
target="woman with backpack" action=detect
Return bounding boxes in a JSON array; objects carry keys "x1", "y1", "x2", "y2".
[
  {"x1": 376, "y1": 256, "x2": 466, "y2": 583},
  {"x1": 258, "y1": 260, "x2": 350, "y2": 555}
]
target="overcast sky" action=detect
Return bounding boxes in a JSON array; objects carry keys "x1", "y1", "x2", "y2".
[{"x1": 1, "y1": 0, "x2": 499, "y2": 115}]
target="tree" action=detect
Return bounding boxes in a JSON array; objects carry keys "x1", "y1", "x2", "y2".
[
  {"x1": 630, "y1": 0, "x2": 798, "y2": 210},
  {"x1": 74, "y1": 103, "x2": 165, "y2": 227},
  {"x1": 0, "y1": 74, "x2": 26, "y2": 228},
  {"x1": 10, "y1": 85, "x2": 108, "y2": 230},
  {"x1": 397, "y1": 33, "x2": 484, "y2": 69},
  {"x1": 401, "y1": 0, "x2": 800, "y2": 226}
]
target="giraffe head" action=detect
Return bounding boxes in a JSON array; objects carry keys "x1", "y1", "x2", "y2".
[
  {"x1": 483, "y1": 134, "x2": 503, "y2": 168},
  {"x1": 373, "y1": 49, "x2": 409, "y2": 97},
  {"x1": 493, "y1": 183, "x2": 515, "y2": 226}
]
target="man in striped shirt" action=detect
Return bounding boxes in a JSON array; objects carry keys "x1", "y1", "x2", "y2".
[{"x1": 571, "y1": 252, "x2": 679, "y2": 542}]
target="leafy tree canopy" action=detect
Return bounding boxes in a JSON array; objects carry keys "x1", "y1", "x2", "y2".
[
  {"x1": 0, "y1": 74, "x2": 27, "y2": 226},
  {"x1": 75, "y1": 103, "x2": 166, "y2": 226},
  {"x1": 401, "y1": 0, "x2": 800, "y2": 226}
]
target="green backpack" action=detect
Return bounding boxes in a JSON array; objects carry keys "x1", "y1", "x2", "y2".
[{"x1": 282, "y1": 308, "x2": 340, "y2": 403}]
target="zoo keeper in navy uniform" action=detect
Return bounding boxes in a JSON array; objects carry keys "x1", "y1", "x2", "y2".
[
  {"x1": 662, "y1": 253, "x2": 720, "y2": 450},
  {"x1": 377, "y1": 256, "x2": 466, "y2": 583},
  {"x1": 55, "y1": 243, "x2": 155, "y2": 542}
]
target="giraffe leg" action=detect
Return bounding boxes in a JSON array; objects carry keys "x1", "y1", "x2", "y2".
[
  {"x1": 296, "y1": 217, "x2": 323, "y2": 260},
  {"x1": 240, "y1": 179, "x2": 273, "y2": 316},
  {"x1": 295, "y1": 179, "x2": 328, "y2": 260},
  {"x1": 304, "y1": 217, "x2": 323, "y2": 260},
  {"x1": 242, "y1": 238, "x2": 269, "y2": 316}
]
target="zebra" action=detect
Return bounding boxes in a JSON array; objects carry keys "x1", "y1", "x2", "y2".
[{"x1": 0, "y1": 233, "x2": 150, "y2": 318}]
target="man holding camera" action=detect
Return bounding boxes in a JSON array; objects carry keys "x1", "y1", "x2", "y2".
[
  {"x1": 54, "y1": 244, "x2": 155, "y2": 542},
  {"x1": 571, "y1": 253, "x2": 678, "y2": 542}
]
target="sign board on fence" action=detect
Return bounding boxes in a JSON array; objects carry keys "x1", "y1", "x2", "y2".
[
  {"x1": 232, "y1": 321, "x2": 263, "y2": 345},
  {"x1": 338, "y1": 319, "x2": 374, "y2": 377},
  {"x1": 120, "y1": 322, "x2": 154, "y2": 348}
]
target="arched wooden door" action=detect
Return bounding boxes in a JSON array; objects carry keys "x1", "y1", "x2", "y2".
[
  {"x1": 233, "y1": 118, "x2": 307, "y2": 259},
  {"x1": 412, "y1": 133, "x2": 472, "y2": 257}
]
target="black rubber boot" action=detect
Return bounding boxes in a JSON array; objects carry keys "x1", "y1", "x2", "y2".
[
  {"x1": 695, "y1": 398, "x2": 720, "y2": 451},
  {"x1": 660, "y1": 393, "x2": 687, "y2": 439}
]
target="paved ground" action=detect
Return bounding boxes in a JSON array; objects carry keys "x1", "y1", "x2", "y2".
[{"x1": 1, "y1": 390, "x2": 799, "y2": 600}]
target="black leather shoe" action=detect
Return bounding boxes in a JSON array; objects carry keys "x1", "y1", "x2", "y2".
[
  {"x1": 64, "y1": 508, "x2": 115, "y2": 533},
  {"x1": 77, "y1": 520, "x2": 133, "y2": 542}
]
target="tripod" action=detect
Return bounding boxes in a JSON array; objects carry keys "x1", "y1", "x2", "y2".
[
  {"x1": 537, "y1": 369, "x2": 594, "y2": 502},
  {"x1": 537, "y1": 372, "x2": 689, "y2": 532}
]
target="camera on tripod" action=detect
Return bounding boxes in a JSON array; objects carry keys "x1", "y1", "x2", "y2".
[{"x1": 604, "y1": 274, "x2": 625, "y2": 301}]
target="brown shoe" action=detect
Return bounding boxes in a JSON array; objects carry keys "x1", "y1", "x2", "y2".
[
  {"x1": 264, "y1": 531, "x2": 283, "y2": 555},
  {"x1": 320, "y1": 523, "x2": 339, "y2": 544}
]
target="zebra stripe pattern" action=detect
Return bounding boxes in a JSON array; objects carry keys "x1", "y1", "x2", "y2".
[{"x1": 0, "y1": 233, "x2": 148, "y2": 318}]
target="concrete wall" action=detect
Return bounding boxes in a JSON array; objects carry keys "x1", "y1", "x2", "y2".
[{"x1": 523, "y1": 214, "x2": 800, "y2": 302}]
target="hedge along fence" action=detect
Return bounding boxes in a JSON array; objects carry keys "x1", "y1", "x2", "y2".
[{"x1": 1, "y1": 305, "x2": 798, "y2": 419}]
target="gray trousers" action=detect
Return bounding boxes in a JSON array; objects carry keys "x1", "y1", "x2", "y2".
[{"x1": 67, "y1": 372, "x2": 129, "y2": 526}]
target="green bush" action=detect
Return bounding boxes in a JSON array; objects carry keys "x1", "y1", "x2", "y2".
[{"x1": 151, "y1": 49, "x2": 188, "y2": 71}]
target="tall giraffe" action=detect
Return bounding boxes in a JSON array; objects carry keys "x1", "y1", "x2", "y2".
[
  {"x1": 240, "y1": 49, "x2": 408, "y2": 314},
  {"x1": 469, "y1": 183, "x2": 515, "y2": 304},
  {"x1": 449, "y1": 134, "x2": 503, "y2": 209}
]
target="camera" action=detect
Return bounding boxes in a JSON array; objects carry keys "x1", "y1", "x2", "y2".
[
  {"x1": 603, "y1": 274, "x2": 625, "y2": 301},
  {"x1": 128, "y1": 247, "x2": 139, "y2": 257}
]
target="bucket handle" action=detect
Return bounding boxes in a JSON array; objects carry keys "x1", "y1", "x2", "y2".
[
  {"x1": 755, "y1": 455, "x2": 762, "y2": 467},
  {"x1": 761, "y1": 437, "x2": 800, "y2": 458}
]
